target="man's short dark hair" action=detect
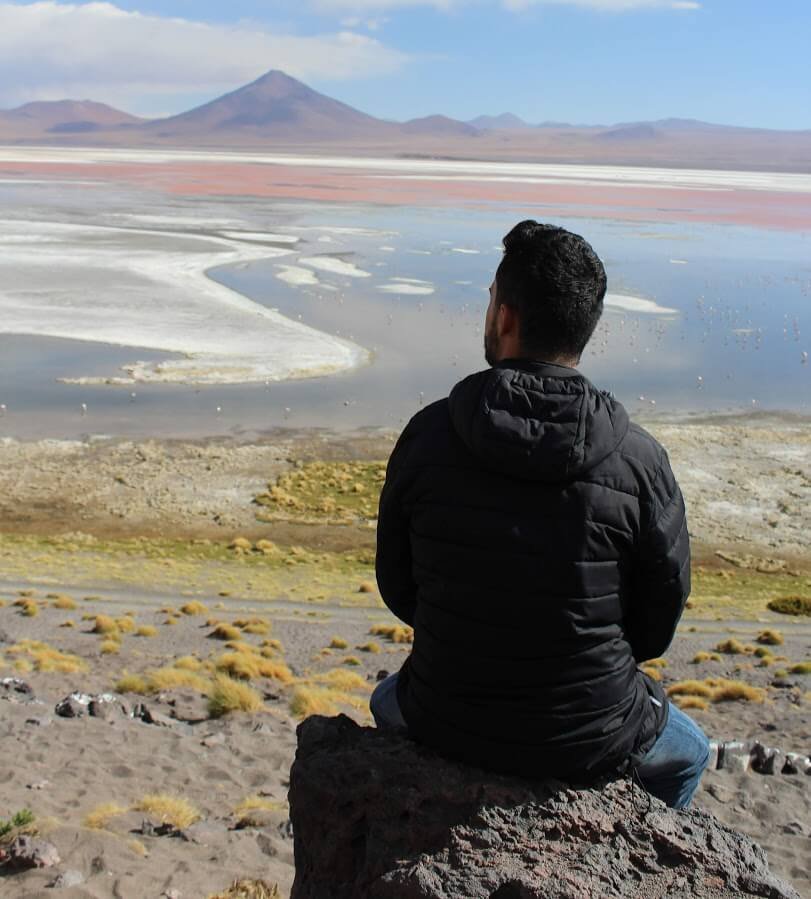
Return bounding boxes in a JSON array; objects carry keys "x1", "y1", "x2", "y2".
[{"x1": 495, "y1": 221, "x2": 607, "y2": 360}]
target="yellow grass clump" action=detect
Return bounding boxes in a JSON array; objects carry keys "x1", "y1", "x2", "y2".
[
  {"x1": 83, "y1": 802, "x2": 129, "y2": 831},
  {"x1": 116, "y1": 616, "x2": 136, "y2": 634},
  {"x1": 790, "y1": 661, "x2": 811, "y2": 674},
  {"x1": 8, "y1": 640, "x2": 88, "y2": 674},
  {"x1": 134, "y1": 794, "x2": 200, "y2": 830},
  {"x1": 343, "y1": 656, "x2": 361, "y2": 666},
  {"x1": 667, "y1": 680, "x2": 715, "y2": 699},
  {"x1": 753, "y1": 646, "x2": 774, "y2": 659},
  {"x1": 207, "y1": 674, "x2": 265, "y2": 717},
  {"x1": 673, "y1": 696, "x2": 710, "y2": 712},
  {"x1": 207, "y1": 881, "x2": 281, "y2": 899},
  {"x1": 148, "y1": 667, "x2": 211, "y2": 694},
  {"x1": 51, "y1": 595, "x2": 77, "y2": 610},
  {"x1": 115, "y1": 672, "x2": 148, "y2": 694},
  {"x1": 640, "y1": 666, "x2": 662, "y2": 682},
  {"x1": 329, "y1": 636, "x2": 349, "y2": 649},
  {"x1": 709, "y1": 678, "x2": 766, "y2": 703},
  {"x1": 261, "y1": 638, "x2": 284, "y2": 653},
  {"x1": 100, "y1": 639, "x2": 120, "y2": 655},
  {"x1": 136, "y1": 625, "x2": 158, "y2": 638},
  {"x1": 59, "y1": 620, "x2": 76, "y2": 629},
  {"x1": 313, "y1": 669, "x2": 368, "y2": 692},
  {"x1": 357, "y1": 642, "x2": 381, "y2": 654},
  {"x1": 644, "y1": 658, "x2": 668, "y2": 668},
  {"x1": 233, "y1": 796, "x2": 286, "y2": 816},
  {"x1": 180, "y1": 601, "x2": 208, "y2": 616},
  {"x1": 174, "y1": 655, "x2": 203, "y2": 671},
  {"x1": 756, "y1": 629, "x2": 784, "y2": 646},
  {"x1": 215, "y1": 652, "x2": 293, "y2": 684},
  {"x1": 692, "y1": 651, "x2": 721, "y2": 664},
  {"x1": 370, "y1": 624, "x2": 413, "y2": 644},
  {"x1": 714, "y1": 638, "x2": 747, "y2": 655},
  {"x1": 92, "y1": 615, "x2": 119, "y2": 635},
  {"x1": 19, "y1": 600, "x2": 39, "y2": 617},
  {"x1": 358, "y1": 581, "x2": 376, "y2": 594},
  {"x1": 209, "y1": 624, "x2": 242, "y2": 641},
  {"x1": 242, "y1": 621, "x2": 270, "y2": 636},
  {"x1": 767, "y1": 596, "x2": 811, "y2": 616},
  {"x1": 289, "y1": 686, "x2": 341, "y2": 719}
]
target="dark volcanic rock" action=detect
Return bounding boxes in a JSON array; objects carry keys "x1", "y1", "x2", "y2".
[{"x1": 288, "y1": 715, "x2": 800, "y2": 899}]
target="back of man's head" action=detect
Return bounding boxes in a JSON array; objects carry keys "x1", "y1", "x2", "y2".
[{"x1": 495, "y1": 221, "x2": 607, "y2": 362}]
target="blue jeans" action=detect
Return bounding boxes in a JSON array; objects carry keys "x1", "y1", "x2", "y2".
[{"x1": 370, "y1": 672, "x2": 710, "y2": 809}]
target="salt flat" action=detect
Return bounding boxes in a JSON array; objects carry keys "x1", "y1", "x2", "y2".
[
  {"x1": 2, "y1": 146, "x2": 810, "y2": 193},
  {"x1": 0, "y1": 218, "x2": 367, "y2": 385}
]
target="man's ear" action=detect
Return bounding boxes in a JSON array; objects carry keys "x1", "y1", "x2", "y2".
[{"x1": 497, "y1": 302, "x2": 519, "y2": 338}]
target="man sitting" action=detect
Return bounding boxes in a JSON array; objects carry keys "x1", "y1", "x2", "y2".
[{"x1": 371, "y1": 220, "x2": 709, "y2": 809}]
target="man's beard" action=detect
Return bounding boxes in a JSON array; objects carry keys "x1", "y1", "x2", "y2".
[{"x1": 483, "y1": 319, "x2": 499, "y2": 367}]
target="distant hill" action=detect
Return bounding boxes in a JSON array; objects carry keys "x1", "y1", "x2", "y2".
[
  {"x1": 1, "y1": 70, "x2": 809, "y2": 171},
  {"x1": 0, "y1": 100, "x2": 143, "y2": 138},
  {"x1": 468, "y1": 113, "x2": 532, "y2": 131}
]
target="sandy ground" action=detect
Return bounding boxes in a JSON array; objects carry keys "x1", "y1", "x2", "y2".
[{"x1": 0, "y1": 421, "x2": 809, "y2": 897}]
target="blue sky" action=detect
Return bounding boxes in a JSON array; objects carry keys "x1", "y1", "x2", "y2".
[{"x1": 1, "y1": 1, "x2": 809, "y2": 128}]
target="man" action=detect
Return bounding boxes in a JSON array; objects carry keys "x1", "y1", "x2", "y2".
[{"x1": 371, "y1": 220, "x2": 709, "y2": 809}]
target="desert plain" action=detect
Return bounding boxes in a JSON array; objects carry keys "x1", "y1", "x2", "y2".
[{"x1": 0, "y1": 147, "x2": 809, "y2": 897}]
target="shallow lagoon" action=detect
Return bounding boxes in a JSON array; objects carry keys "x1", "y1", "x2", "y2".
[{"x1": 0, "y1": 191, "x2": 809, "y2": 440}]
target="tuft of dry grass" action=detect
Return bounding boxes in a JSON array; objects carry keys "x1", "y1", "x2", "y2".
[
  {"x1": 358, "y1": 581, "x2": 377, "y2": 594},
  {"x1": 789, "y1": 661, "x2": 811, "y2": 674},
  {"x1": 59, "y1": 620, "x2": 76, "y2": 629},
  {"x1": 180, "y1": 601, "x2": 208, "y2": 616},
  {"x1": 692, "y1": 651, "x2": 721, "y2": 664},
  {"x1": 673, "y1": 696, "x2": 710, "y2": 711},
  {"x1": 207, "y1": 880, "x2": 281, "y2": 899},
  {"x1": 370, "y1": 624, "x2": 413, "y2": 644},
  {"x1": 640, "y1": 666, "x2": 662, "y2": 682},
  {"x1": 756, "y1": 629, "x2": 784, "y2": 646},
  {"x1": 174, "y1": 655, "x2": 203, "y2": 671},
  {"x1": 215, "y1": 652, "x2": 293, "y2": 684},
  {"x1": 714, "y1": 638, "x2": 747, "y2": 655},
  {"x1": 92, "y1": 615, "x2": 119, "y2": 635},
  {"x1": 289, "y1": 686, "x2": 341, "y2": 719},
  {"x1": 343, "y1": 656, "x2": 361, "y2": 666},
  {"x1": 115, "y1": 672, "x2": 148, "y2": 694},
  {"x1": 667, "y1": 680, "x2": 715, "y2": 699},
  {"x1": 116, "y1": 616, "x2": 136, "y2": 634},
  {"x1": 329, "y1": 636, "x2": 348, "y2": 649},
  {"x1": 207, "y1": 674, "x2": 264, "y2": 717},
  {"x1": 313, "y1": 669, "x2": 368, "y2": 692},
  {"x1": 134, "y1": 794, "x2": 200, "y2": 830},
  {"x1": 20, "y1": 600, "x2": 39, "y2": 618},
  {"x1": 709, "y1": 678, "x2": 766, "y2": 703},
  {"x1": 242, "y1": 621, "x2": 270, "y2": 636},
  {"x1": 357, "y1": 642, "x2": 381, "y2": 654},
  {"x1": 8, "y1": 640, "x2": 88, "y2": 674},
  {"x1": 136, "y1": 625, "x2": 158, "y2": 638},
  {"x1": 767, "y1": 596, "x2": 811, "y2": 616},
  {"x1": 100, "y1": 639, "x2": 120, "y2": 655},
  {"x1": 51, "y1": 595, "x2": 77, "y2": 610},
  {"x1": 644, "y1": 658, "x2": 668, "y2": 668},
  {"x1": 83, "y1": 802, "x2": 129, "y2": 831},
  {"x1": 209, "y1": 624, "x2": 242, "y2": 641},
  {"x1": 233, "y1": 796, "x2": 286, "y2": 816}
]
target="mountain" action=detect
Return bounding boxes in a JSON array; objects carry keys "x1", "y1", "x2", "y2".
[
  {"x1": 468, "y1": 113, "x2": 532, "y2": 130},
  {"x1": 401, "y1": 115, "x2": 479, "y2": 137},
  {"x1": 142, "y1": 70, "x2": 397, "y2": 141},
  {"x1": 0, "y1": 69, "x2": 808, "y2": 171},
  {"x1": 0, "y1": 100, "x2": 143, "y2": 137}
]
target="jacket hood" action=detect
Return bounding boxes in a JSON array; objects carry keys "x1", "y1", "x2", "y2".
[{"x1": 448, "y1": 360, "x2": 629, "y2": 482}]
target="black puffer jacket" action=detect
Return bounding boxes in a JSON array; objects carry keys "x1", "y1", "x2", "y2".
[{"x1": 376, "y1": 359, "x2": 690, "y2": 779}]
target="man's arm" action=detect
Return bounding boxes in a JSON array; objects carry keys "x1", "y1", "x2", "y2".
[
  {"x1": 626, "y1": 451, "x2": 691, "y2": 663},
  {"x1": 375, "y1": 423, "x2": 418, "y2": 626}
]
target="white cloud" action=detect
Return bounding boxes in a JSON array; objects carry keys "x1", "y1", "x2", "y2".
[{"x1": 0, "y1": 2, "x2": 408, "y2": 113}]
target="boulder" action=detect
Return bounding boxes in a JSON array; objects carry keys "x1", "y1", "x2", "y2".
[{"x1": 289, "y1": 715, "x2": 800, "y2": 899}]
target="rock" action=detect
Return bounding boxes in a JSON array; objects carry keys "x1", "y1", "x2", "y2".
[
  {"x1": 48, "y1": 869, "x2": 85, "y2": 888},
  {"x1": 289, "y1": 715, "x2": 801, "y2": 899},
  {"x1": 142, "y1": 708, "x2": 175, "y2": 728},
  {"x1": 0, "y1": 835, "x2": 61, "y2": 871},
  {"x1": 55, "y1": 692, "x2": 93, "y2": 718},
  {"x1": 89, "y1": 696, "x2": 130, "y2": 719},
  {"x1": 201, "y1": 732, "x2": 226, "y2": 748},
  {"x1": 1, "y1": 677, "x2": 35, "y2": 702},
  {"x1": 751, "y1": 742, "x2": 784, "y2": 775},
  {"x1": 706, "y1": 739, "x2": 720, "y2": 770},
  {"x1": 375, "y1": 670, "x2": 390, "y2": 683},
  {"x1": 26, "y1": 780, "x2": 50, "y2": 791},
  {"x1": 781, "y1": 753, "x2": 811, "y2": 775},
  {"x1": 718, "y1": 740, "x2": 751, "y2": 774},
  {"x1": 25, "y1": 716, "x2": 52, "y2": 727}
]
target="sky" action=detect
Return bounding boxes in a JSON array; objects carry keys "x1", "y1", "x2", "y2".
[{"x1": 1, "y1": 0, "x2": 809, "y2": 129}]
